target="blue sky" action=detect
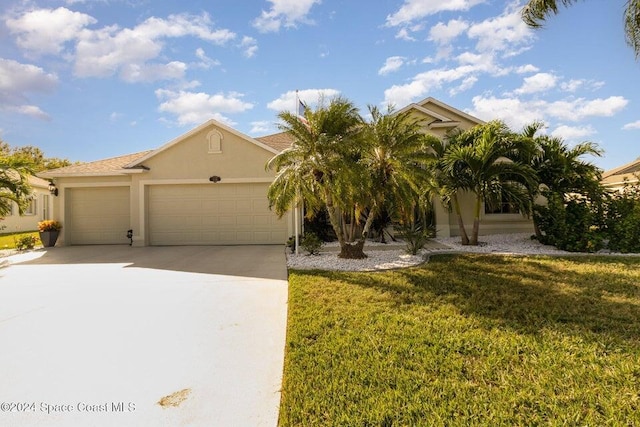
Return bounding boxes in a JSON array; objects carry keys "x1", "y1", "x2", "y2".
[{"x1": 0, "y1": 0, "x2": 638, "y2": 170}]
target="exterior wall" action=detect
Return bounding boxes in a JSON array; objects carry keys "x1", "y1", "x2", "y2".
[
  {"x1": 0, "y1": 187, "x2": 52, "y2": 234},
  {"x1": 49, "y1": 123, "x2": 296, "y2": 246}
]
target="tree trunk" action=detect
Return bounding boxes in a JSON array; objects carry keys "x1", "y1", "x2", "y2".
[
  {"x1": 470, "y1": 194, "x2": 482, "y2": 246},
  {"x1": 338, "y1": 240, "x2": 366, "y2": 259},
  {"x1": 325, "y1": 190, "x2": 345, "y2": 248},
  {"x1": 453, "y1": 194, "x2": 470, "y2": 245}
]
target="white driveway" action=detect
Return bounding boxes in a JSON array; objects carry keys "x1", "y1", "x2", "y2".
[{"x1": 0, "y1": 246, "x2": 288, "y2": 427}]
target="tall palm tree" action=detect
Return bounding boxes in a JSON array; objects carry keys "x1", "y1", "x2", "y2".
[
  {"x1": 0, "y1": 156, "x2": 33, "y2": 218},
  {"x1": 442, "y1": 121, "x2": 536, "y2": 245},
  {"x1": 360, "y1": 106, "x2": 433, "y2": 226},
  {"x1": 522, "y1": 0, "x2": 640, "y2": 58},
  {"x1": 266, "y1": 96, "x2": 366, "y2": 258}
]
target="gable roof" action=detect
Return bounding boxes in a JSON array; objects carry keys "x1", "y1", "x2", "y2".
[
  {"x1": 601, "y1": 158, "x2": 640, "y2": 186},
  {"x1": 126, "y1": 118, "x2": 279, "y2": 168},
  {"x1": 398, "y1": 96, "x2": 484, "y2": 129},
  {"x1": 39, "y1": 151, "x2": 153, "y2": 178}
]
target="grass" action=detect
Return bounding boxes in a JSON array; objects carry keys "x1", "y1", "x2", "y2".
[
  {"x1": 279, "y1": 254, "x2": 640, "y2": 426},
  {"x1": 0, "y1": 230, "x2": 39, "y2": 250}
]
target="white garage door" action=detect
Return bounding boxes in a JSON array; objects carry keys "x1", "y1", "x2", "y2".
[
  {"x1": 148, "y1": 183, "x2": 288, "y2": 245},
  {"x1": 66, "y1": 187, "x2": 130, "y2": 245}
]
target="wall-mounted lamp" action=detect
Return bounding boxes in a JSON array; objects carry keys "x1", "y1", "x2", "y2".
[
  {"x1": 126, "y1": 229, "x2": 133, "y2": 246},
  {"x1": 48, "y1": 182, "x2": 58, "y2": 196},
  {"x1": 209, "y1": 175, "x2": 221, "y2": 183}
]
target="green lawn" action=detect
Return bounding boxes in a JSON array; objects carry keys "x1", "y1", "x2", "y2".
[
  {"x1": 0, "y1": 230, "x2": 39, "y2": 250},
  {"x1": 280, "y1": 255, "x2": 640, "y2": 426}
]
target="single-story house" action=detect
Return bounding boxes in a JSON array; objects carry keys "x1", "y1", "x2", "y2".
[
  {"x1": 40, "y1": 97, "x2": 533, "y2": 247},
  {"x1": 601, "y1": 158, "x2": 640, "y2": 190},
  {"x1": 0, "y1": 176, "x2": 53, "y2": 234}
]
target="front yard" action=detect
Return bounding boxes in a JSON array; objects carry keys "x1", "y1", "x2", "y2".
[{"x1": 280, "y1": 254, "x2": 640, "y2": 426}]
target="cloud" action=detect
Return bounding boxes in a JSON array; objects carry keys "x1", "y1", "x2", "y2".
[
  {"x1": 551, "y1": 124, "x2": 596, "y2": 140},
  {"x1": 155, "y1": 89, "x2": 253, "y2": 126},
  {"x1": 560, "y1": 78, "x2": 605, "y2": 92},
  {"x1": 515, "y1": 64, "x2": 539, "y2": 74},
  {"x1": 386, "y1": 0, "x2": 484, "y2": 27},
  {"x1": 467, "y1": 6, "x2": 534, "y2": 54},
  {"x1": 468, "y1": 95, "x2": 629, "y2": 131},
  {"x1": 249, "y1": 120, "x2": 273, "y2": 134},
  {"x1": 74, "y1": 13, "x2": 235, "y2": 80},
  {"x1": 193, "y1": 48, "x2": 221, "y2": 69},
  {"x1": 449, "y1": 76, "x2": 478, "y2": 96},
  {"x1": 428, "y1": 19, "x2": 469, "y2": 45},
  {"x1": 267, "y1": 89, "x2": 341, "y2": 112},
  {"x1": 0, "y1": 58, "x2": 57, "y2": 120},
  {"x1": 240, "y1": 36, "x2": 258, "y2": 58},
  {"x1": 378, "y1": 56, "x2": 405, "y2": 76},
  {"x1": 514, "y1": 72, "x2": 557, "y2": 95},
  {"x1": 622, "y1": 120, "x2": 640, "y2": 130},
  {"x1": 5, "y1": 7, "x2": 96, "y2": 56},
  {"x1": 253, "y1": 0, "x2": 321, "y2": 33}
]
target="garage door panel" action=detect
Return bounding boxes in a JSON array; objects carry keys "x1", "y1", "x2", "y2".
[
  {"x1": 67, "y1": 187, "x2": 130, "y2": 245},
  {"x1": 148, "y1": 184, "x2": 288, "y2": 245}
]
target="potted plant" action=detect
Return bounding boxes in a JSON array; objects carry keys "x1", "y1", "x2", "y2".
[{"x1": 38, "y1": 220, "x2": 62, "y2": 247}]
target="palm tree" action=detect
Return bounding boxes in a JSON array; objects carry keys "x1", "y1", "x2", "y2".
[
  {"x1": 358, "y1": 106, "x2": 434, "y2": 247},
  {"x1": 426, "y1": 133, "x2": 471, "y2": 245},
  {"x1": 267, "y1": 96, "x2": 367, "y2": 258},
  {"x1": 0, "y1": 156, "x2": 33, "y2": 218},
  {"x1": 521, "y1": 0, "x2": 640, "y2": 58},
  {"x1": 442, "y1": 121, "x2": 536, "y2": 245}
]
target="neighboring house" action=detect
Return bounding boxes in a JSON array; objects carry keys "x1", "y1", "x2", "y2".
[
  {"x1": 0, "y1": 176, "x2": 53, "y2": 233},
  {"x1": 40, "y1": 97, "x2": 533, "y2": 247},
  {"x1": 601, "y1": 158, "x2": 640, "y2": 190}
]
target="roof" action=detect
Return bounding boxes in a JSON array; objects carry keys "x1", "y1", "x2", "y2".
[
  {"x1": 255, "y1": 132, "x2": 294, "y2": 152},
  {"x1": 39, "y1": 151, "x2": 153, "y2": 178},
  {"x1": 28, "y1": 175, "x2": 51, "y2": 187},
  {"x1": 397, "y1": 96, "x2": 485, "y2": 128},
  {"x1": 601, "y1": 158, "x2": 640, "y2": 187}
]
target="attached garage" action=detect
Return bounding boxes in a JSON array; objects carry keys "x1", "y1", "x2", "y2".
[
  {"x1": 65, "y1": 187, "x2": 130, "y2": 245},
  {"x1": 147, "y1": 183, "x2": 288, "y2": 245}
]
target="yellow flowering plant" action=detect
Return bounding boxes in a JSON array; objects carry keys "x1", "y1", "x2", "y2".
[{"x1": 38, "y1": 220, "x2": 63, "y2": 232}]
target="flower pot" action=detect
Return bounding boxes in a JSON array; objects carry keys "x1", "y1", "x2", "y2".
[{"x1": 39, "y1": 230, "x2": 60, "y2": 248}]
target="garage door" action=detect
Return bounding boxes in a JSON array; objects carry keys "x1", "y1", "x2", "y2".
[
  {"x1": 66, "y1": 187, "x2": 130, "y2": 245},
  {"x1": 148, "y1": 183, "x2": 288, "y2": 245}
]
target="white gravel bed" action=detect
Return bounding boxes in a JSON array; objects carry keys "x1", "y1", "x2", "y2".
[{"x1": 287, "y1": 233, "x2": 639, "y2": 272}]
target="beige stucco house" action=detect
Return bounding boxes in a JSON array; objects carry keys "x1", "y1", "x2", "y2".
[
  {"x1": 1, "y1": 176, "x2": 53, "y2": 234},
  {"x1": 601, "y1": 158, "x2": 640, "y2": 190},
  {"x1": 40, "y1": 97, "x2": 533, "y2": 247}
]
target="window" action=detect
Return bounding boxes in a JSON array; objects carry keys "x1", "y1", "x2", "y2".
[{"x1": 24, "y1": 197, "x2": 37, "y2": 215}]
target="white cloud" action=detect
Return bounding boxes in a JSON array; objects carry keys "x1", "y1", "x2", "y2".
[
  {"x1": 267, "y1": 89, "x2": 341, "y2": 112},
  {"x1": 250, "y1": 120, "x2": 273, "y2": 134},
  {"x1": 378, "y1": 56, "x2": 405, "y2": 76},
  {"x1": 428, "y1": 19, "x2": 469, "y2": 45},
  {"x1": 5, "y1": 7, "x2": 96, "y2": 56},
  {"x1": 253, "y1": 0, "x2": 320, "y2": 33},
  {"x1": 395, "y1": 28, "x2": 416, "y2": 41},
  {"x1": 155, "y1": 89, "x2": 253, "y2": 126},
  {"x1": 467, "y1": 7, "x2": 534, "y2": 55},
  {"x1": 449, "y1": 76, "x2": 478, "y2": 96},
  {"x1": 240, "y1": 36, "x2": 258, "y2": 58},
  {"x1": 386, "y1": 0, "x2": 484, "y2": 27},
  {"x1": 468, "y1": 95, "x2": 629, "y2": 130},
  {"x1": 622, "y1": 120, "x2": 640, "y2": 130},
  {"x1": 0, "y1": 58, "x2": 57, "y2": 120},
  {"x1": 551, "y1": 124, "x2": 596, "y2": 140},
  {"x1": 514, "y1": 72, "x2": 557, "y2": 95},
  {"x1": 194, "y1": 48, "x2": 220, "y2": 69},
  {"x1": 560, "y1": 78, "x2": 605, "y2": 92},
  {"x1": 515, "y1": 64, "x2": 539, "y2": 74}
]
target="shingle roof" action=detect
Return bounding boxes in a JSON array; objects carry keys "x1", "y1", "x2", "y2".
[
  {"x1": 601, "y1": 158, "x2": 640, "y2": 187},
  {"x1": 39, "y1": 151, "x2": 153, "y2": 177},
  {"x1": 255, "y1": 132, "x2": 294, "y2": 152}
]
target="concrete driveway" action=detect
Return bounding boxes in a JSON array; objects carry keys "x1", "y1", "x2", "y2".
[{"x1": 0, "y1": 245, "x2": 288, "y2": 427}]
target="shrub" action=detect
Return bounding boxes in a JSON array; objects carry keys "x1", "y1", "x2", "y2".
[
  {"x1": 14, "y1": 235, "x2": 38, "y2": 251},
  {"x1": 400, "y1": 222, "x2": 429, "y2": 255},
  {"x1": 301, "y1": 232, "x2": 323, "y2": 255},
  {"x1": 603, "y1": 180, "x2": 640, "y2": 253},
  {"x1": 286, "y1": 235, "x2": 299, "y2": 254}
]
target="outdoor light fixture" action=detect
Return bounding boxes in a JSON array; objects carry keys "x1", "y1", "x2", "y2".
[
  {"x1": 209, "y1": 175, "x2": 221, "y2": 183},
  {"x1": 127, "y1": 229, "x2": 133, "y2": 246},
  {"x1": 48, "y1": 182, "x2": 58, "y2": 196}
]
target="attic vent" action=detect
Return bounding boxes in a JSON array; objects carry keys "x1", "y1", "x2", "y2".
[{"x1": 207, "y1": 130, "x2": 223, "y2": 154}]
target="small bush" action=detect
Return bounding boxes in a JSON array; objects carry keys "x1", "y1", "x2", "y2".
[
  {"x1": 301, "y1": 232, "x2": 323, "y2": 255},
  {"x1": 603, "y1": 180, "x2": 640, "y2": 253},
  {"x1": 14, "y1": 235, "x2": 38, "y2": 251},
  {"x1": 400, "y1": 222, "x2": 429, "y2": 255},
  {"x1": 286, "y1": 235, "x2": 299, "y2": 254}
]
